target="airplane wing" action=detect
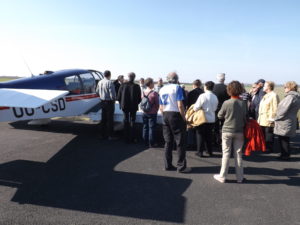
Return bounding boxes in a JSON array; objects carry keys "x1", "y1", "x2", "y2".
[{"x1": 0, "y1": 88, "x2": 69, "y2": 108}]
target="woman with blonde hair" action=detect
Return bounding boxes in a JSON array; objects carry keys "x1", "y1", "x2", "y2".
[
  {"x1": 274, "y1": 81, "x2": 300, "y2": 160},
  {"x1": 257, "y1": 81, "x2": 280, "y2": 153}
]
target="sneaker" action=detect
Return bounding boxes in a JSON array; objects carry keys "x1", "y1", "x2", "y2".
[
  {"x1": 195, "y1": 152, "x2": 204, "y2": 158},
  {"x1": 237, "y1": 178, "x2": 247, "y2": 183},
  {"x1": 164, "y1": 165, "x2": 177, "y2": 171},
  {"x1": 208, "y1": 152, "x2": 214, "y2": 157},
  {"x1": 178, "y1": 167, "x2": 192, "y2": 173},
  {"x1": 213, "y1": 174, "x2": 225, "y2": 183}
]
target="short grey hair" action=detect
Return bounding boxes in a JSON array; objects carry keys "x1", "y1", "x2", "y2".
[
  {"x1": 166, "y1": 72, "x2": 179, "y2": 84},
  {"x1": 216, "y1": 73, "x2": 225, "y2": 82}
]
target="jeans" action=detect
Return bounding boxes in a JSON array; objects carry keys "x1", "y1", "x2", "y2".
[
  {"x1": 162, "y1": 112, "x2": 187, "y2": 171},
  {"x1": 219, "y1": 132, "x2": 244, "y2": 181},
  {"x1": 142, "y1": 113, "x2": 157, "y2": 146}
]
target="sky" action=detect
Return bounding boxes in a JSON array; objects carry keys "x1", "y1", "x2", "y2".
[{"x1": 0, "y1": 0, "x2": 300, "y2": 84}]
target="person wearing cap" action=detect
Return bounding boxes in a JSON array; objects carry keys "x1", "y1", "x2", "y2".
[
  {"x1": 213, "y1": 73, "x2": 230, "y2": 147},
  {"x1": 96, "y1": 70, "x2": 116, "y2": 140},
  {"x1": 248, "y1": 83, "x2": 259, "y2": 118},
  {"x1": 257, "y1": 81, "x2": 280, "y2": 153},
  {"x1": 250, "y1": 79, "x2": 266, "y2": 120},
  {"x1": 159, "y1": 72, "x2": 191, "y2": 173},
  {"x1": 117, "y1": 72, "x2": 142, "y2": 143}
]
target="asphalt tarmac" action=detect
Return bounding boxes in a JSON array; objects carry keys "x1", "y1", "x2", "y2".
[{"x1": 0, "y1": 120, "x2": 299, "y2": 225}]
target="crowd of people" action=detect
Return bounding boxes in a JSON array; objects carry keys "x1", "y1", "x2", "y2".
[{"x1": 96, "y1": 70, "x2": 300, "y2": 182}]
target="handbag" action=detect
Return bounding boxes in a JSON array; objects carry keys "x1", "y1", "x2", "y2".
[{"x1": 185, "y1": 104, "x2": 207, "y2": 127}]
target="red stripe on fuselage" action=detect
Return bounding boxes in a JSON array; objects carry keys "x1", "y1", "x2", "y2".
[
  {"x1": 0, "y1": 107, "x2": 10, "y2": 110},
  {"x1": 66, "y1": 94, "x2": 99, "y2": 102}
]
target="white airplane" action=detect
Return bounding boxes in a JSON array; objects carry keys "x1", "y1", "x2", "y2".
[{"x1": 0, "y1": 69, "x2": 162, "y2": 125}]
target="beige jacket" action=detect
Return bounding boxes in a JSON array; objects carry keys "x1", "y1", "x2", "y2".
[
  {"x1": 257, "y1": 91, "x2": 280, "y2": 127},
  {"x1": 186, "y1": 104, "x2": 207, "y2": 127}
]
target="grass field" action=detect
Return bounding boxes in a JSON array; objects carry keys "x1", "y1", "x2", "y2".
[{"x1": 0, "y1": 78, "x2": 14, "y2": 82}]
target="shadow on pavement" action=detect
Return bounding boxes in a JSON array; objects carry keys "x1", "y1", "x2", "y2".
[
  {"x1": 190, "y1": 165, "x2": 299, "y2": 186},
  {"x1": 0, "y1": 121, "x2": 192, "y2": 223}
]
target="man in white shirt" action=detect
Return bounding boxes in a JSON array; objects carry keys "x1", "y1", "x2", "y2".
[
  {"x1": 159, "y1": 72, "x2": 191, "y2": 173},
  {"x1": 194, "y1": 81, "x2": 218, "y2": 157},
  {"x1": 96, "y1": 70, "x2": 116, "y2": 140}
]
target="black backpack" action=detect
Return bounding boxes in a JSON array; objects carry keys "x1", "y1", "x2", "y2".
[{"x1": 140, "y1": 90, "x2": 153, "y2": 112}]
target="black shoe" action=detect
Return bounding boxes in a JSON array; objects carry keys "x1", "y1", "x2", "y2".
[
  {"x1": 100, "y1": 136, "x2": 108, "y2": 140},
  {"x1": 108, "y1": 136, "x2": 118, "y2": 141},
  {"x1": 177, "y1": 167, "x2": 192, "y2": 173},
  {"x1": 276, "y1": 155, "x2": 290, "y2": 161},
  {"x1": 164, "y1": 165, "x2": 177, "y2": 171},
  {"x1": 149, "y1": 143, "x2": 158, "y2": 148},
  {"x1": 208, "y1": 152, "x2": 214, "y2": 157},
  {"x1": 195, "y1": 152, "x2": 204, "y2": 158},
  {"x1": 186, "y1": 145, "x2": 195, "y2": 150},
  {"x1": 265, "y1": 149, "x2": 273, "y2": 154}
]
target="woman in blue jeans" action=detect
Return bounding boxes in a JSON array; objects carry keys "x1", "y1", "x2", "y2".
[{"x1": 142, "y1": 78, "x2": 159, "y2": 147}]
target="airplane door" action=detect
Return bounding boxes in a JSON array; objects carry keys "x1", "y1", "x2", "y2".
[
  {"x1": 78, "y1": 73, "x2": 96, "y2": 94},
  {"x1": 89, "y1": 70, "x2": 103, "y2": 87}
]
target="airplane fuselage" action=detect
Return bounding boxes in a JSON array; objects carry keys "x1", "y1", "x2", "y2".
[
  {"x1": 0, "y1": 93, "x2": 100, "y2": 122},
  {"x1": 0, "y1": 69, "x2": 103, "y2": 122}
]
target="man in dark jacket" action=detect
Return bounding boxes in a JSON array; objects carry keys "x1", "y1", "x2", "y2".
[
  {"x1": 213, "y1": 73, "x2": 230, "y2": 147},
  {"x1": 113, "y1": 75, "x2": 124, "y2": 94},
  {"x1": 117, "y1": 72, "x2": 141, "y2": 143},
  {"x1": 187, "y1": 79, "x2": 204, "y2": 108},
  {"x1": 249, "y1": 79, "x2": 265, "y2": 120}
]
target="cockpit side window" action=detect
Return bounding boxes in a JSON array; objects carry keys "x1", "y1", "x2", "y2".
[
  {"x1": 64, "y1": 75, "x2": 82, "y2": 94},
  {"x1": 79, "y1": 73, "x2": 96, "y2": 94},
  {"x1": 90, "y1": 71, "x2": 103, "y2": 86}
]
